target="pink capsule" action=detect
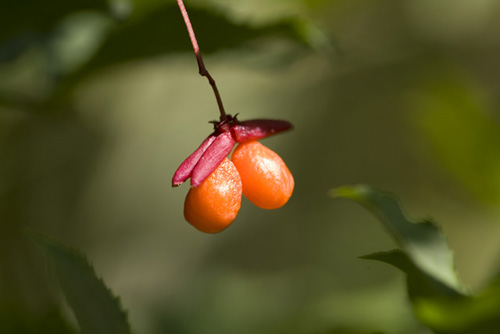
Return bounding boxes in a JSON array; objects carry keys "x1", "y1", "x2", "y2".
[
  {"x1": 172, "y1": 135, "x2": 216, "y2": 187},
  {"x1": 191, "y1": 131, "x2": 235, "y2": 187},
  {"x1": 231, "y1": 119, "x2": 292, "y2": 143}
]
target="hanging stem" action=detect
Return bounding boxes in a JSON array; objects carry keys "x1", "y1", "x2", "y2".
[{"x1": 177, "y1": 0, "x2": 228, "y2": 121}]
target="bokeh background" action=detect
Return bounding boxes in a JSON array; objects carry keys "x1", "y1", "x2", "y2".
[{"x1": 2, "y1": 0, "x2": 500, "y2": 333}]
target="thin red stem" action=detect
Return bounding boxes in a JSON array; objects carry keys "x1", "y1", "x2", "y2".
[{"x1": 177, "y1": 0, "x2": 227, "y2": 121}]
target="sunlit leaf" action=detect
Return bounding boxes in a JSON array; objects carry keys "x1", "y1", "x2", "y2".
[
  {"x1": 333, "y1": 185, "x2": 500, "y2": 333},
  {"x1": 361, "y1": 250, "x2": 462, "y2": 299},
  {"x1": 333, "y1": 185, "x2": 463, "y2": 292},
  {"x1": 30, "y1": 232, "x2": 132, "y2": 334}
]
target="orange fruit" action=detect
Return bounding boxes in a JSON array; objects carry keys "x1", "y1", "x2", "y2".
[
  {"x1": 184, "y1": 158, "x2": 242, "y2": 233},
  {"x1": 231, "y1": 141, "x2": 294, "y2": 209}
]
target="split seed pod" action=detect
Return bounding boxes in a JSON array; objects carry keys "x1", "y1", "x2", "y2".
[{"x1": 172, "y1": 115, "x2": 292, "y2": 187}]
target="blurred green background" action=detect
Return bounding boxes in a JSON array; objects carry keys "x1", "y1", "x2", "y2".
[{"x1": 2, "y1": 0, "x2": 500, "y2": 333}]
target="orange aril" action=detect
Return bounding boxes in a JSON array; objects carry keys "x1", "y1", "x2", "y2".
[
  {"x1": 231, "y1": 141, "x2": 294, "y2": 209},
  {"x1": 184, "y1": 158, "x2": 242, "y2": 233}
]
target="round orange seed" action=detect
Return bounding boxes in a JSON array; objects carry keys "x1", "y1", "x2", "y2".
[
  {"x1": 184, "y1": 158, "x2": 242, "y2": 233},
  {"x1": 231, "y1": 141, "x2": 294, "y2": 209}
]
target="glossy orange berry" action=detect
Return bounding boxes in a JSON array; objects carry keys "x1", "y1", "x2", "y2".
[
  {"x1": 231, "y1": 141, "x2": 294, "y2": 209},
  {"x1": 184, "y1": 158, "x2": 242, "y2": 233}
]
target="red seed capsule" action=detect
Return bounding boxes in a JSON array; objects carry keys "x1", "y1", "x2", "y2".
[
  {"x1": 190, "y1": 131, "x2": 234, "y2": 187},
  {"x1": 231, "y1": 119, "x2": 292, "y2": 143},
  {"x1": 172, "y1": 135, "x2": 216, "y2": 187},
  {"x1": 172, "y1": 116, "x2": 292, "y2": 188}
]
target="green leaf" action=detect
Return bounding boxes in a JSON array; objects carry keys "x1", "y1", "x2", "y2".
[
  {"x1": 29, "y1": 231, "x2": 132, "y2": 334},
  {"x1": 361, "y1": 250, "x2": 462, "y2": 299},
  {"x1": 333, "y1": 185, "x2": 500, "y2": 333},
  {"x1": 332, "y1": 185, "x2": 463, "y2": 292}
]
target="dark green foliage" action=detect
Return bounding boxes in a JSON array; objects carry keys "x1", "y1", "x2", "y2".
[
  {"x1": 30, "y1": 232, "x2": 131, "y2": 334},
  {"x1": 0, "y1": 0, "x2": 310, "y2": 110},
  {"x1": 0, "y1": 306, "x2": 76, "y2": 334},
  {"x1": 0, "y1": 0, "x2": 108, "y2": 60}
]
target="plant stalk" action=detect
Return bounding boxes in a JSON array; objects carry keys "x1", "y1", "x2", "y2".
[{"x1": 177, "y1": 0, "x2": 227, "y2": 121}]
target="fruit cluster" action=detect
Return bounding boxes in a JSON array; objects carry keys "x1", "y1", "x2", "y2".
[{"x1": 173, "y1": 115, "x2": 294, "y2": 233}]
